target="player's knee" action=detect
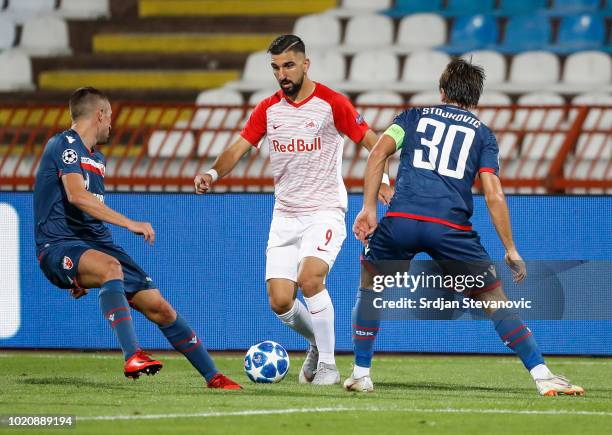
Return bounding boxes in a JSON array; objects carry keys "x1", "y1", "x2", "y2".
[
  {"x1": 149, "y1": 299, "x2": 177, "y2": 325},
  {"x1": 103, "y1": 258, "x2": 124, "y2": 281},
  {"x1": 297, "y1": 275, "x2": 325, "y2": 296},
  {"x1": 268, "y1": 294, "x2": 293, "y2": 315}
]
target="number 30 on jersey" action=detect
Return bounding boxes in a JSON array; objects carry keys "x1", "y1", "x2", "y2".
[{"x1": 413, "y1": 117, "x2": 475, "y2": 180}]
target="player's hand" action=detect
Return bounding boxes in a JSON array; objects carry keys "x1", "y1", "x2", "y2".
[
  {"x1": 378, "y1": 183, "x2": 394, "y2": 206},
  {"x1": 353, "y1": 207, "x2": 377, "y2": 244},
  {"x1": 505, "y1": 249, "x2": 526, "y2": 283},
  {"x1": 194, "y1": 173, "x2": 213, "y2": 194},
  {"x1": 70, "y1": 287, "x2": 89, "y2": 299},
  {"x1": 127, "y1": 220, "x2": 155, "y2": 245}
]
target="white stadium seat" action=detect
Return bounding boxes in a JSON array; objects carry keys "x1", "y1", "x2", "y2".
[
  {"x1": 226, "y1": 51, "x2": 277, "y2": 91},
  {"x1": 401, "y1": 51, "x2": 451, "y2": 91},
  {"x1": 0, "y1": 50, "x2": 34, "y2": 90},
  {"x1": 147, "y1": 130, "x2": 195, "y2": 158},
  {"x1": 355, "y1": 91, "x2": 403, "y2": 130},
  {"x1": 515, "y1": 92, "x2": 565, "y2": 130},
  {"x1": 409, "y1": 91, "x2": 442, "y2": 106},
  {"x1": 3, "y1": 0, "x2": 56, "y2": 24},
  {"x1": 462, "y1": 50, "x2": 506, "y2": 86},
  {"x1": 346, "y1": 50, "x2": 399, "y2": 91},
  {"x1": 0, "y1": 15, "x2": 16, "y2": 50},
  {"x1": 327, "y1": 0, "x2": 392, "y2": 17},
  {"x1": 293, "y1": 14, "x2": 341, "y2": 49},
  {"x1": 571, "y1": 93, "x2": 612, "y2": 131},
  {"x1": 198, "y1": 132, "x2": 238, "y2": 158},
  {"x1": 58, "y1": 0, "x2": 110, "y2": 19},
  {"x1": 307, "y1": 50, "x2": 346, "y2": 84},
  {"x1": 474, "y1": 91, "x2": 513, "y2": 130},
  {"x1": 500, "y1": 51, "x2": 560, "y2": 93},
  {"x1": 20, "y1": 15, "x2": 71, "y2": 56},
  {"x1": 192, "y1": 88, "x2": 244, "y2": 129},
  {"x1": 395, "y1": 14, "x2": 447, "y2": 53},
  {"x1": 342, "y1": 14, "x2": 394, "y2": 53},
  {"x1": 563, "y1": 51, "x2": 611, "y2": 87}
]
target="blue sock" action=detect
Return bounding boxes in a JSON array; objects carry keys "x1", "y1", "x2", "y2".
[
  {"x1": 160, "y1": 314, "x2": 218, "y2": 382},
  {"x1": 99, "y1": 279, "x2": 140, "y2": 360},
  {"x1": 491, "y1": 308, "x2": 544, "y2": 371},
  {"x1": 352, "y1": 288, "x2": 381, "y2": 368}
]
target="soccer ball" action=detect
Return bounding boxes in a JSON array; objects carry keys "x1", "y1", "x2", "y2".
[{"x1": 244, "y1": 341, "x2": 290, "y2": 383}]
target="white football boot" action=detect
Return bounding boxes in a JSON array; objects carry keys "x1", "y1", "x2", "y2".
[
  {"x1": 311, "y1": 362, "x2": 340, "y2": 385},
  {"x1": 535, "y1": 375, "x2": 585, "y2": 396},
  {"x1": 298, "y1": 344, "x2": 318, "y2": 384},
  {"x1": 343, "y1": 373, "x2": 374, "y2": 392}
]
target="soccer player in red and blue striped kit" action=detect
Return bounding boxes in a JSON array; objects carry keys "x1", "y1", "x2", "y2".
[
  {"x1": 345, "y1": 59, "x2": 584, "y2": 396},
  {"x1": 34, "y1": 87, "x2": 240, "y2": 390}
]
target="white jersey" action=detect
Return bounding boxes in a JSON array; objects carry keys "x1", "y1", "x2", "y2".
[{"x1": 241, "y1": 83, "x2": 369, "y2": 216}]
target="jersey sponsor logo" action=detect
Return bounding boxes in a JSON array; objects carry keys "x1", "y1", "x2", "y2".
[
  {"x1": 62, "y1": 256, "x2": 74, "y2": 270},
  {"x1": 80, "y1": 157, "x2": 106, "y2": 177},
  {"x1": 62, "y1": 149, "x2": 78, "y2": 165},
  {"x1": 272, "y1": 137, "x2": 321, "y2": 153}
]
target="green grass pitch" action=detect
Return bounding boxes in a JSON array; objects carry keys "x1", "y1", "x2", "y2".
[{"x1": 0, "y1": 351, "x2": 610, "y2": 434}]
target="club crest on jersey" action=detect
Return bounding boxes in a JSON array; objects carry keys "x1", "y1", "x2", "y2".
[
  {"x1": 302, "y1": 119, "x2": 319, "y2": 130},
  {"x1": 272, "y1": 138, "x2": 321, "y2": 153},
  {"x1": 355, "y1": 114, "x2": 365, "y2": 125},
  {"x1": 62, "y1": 149, "x2": 78, "y2": 165},
  {"x1": 62, "y1": 256, "x2": 74, "y2": 270}
]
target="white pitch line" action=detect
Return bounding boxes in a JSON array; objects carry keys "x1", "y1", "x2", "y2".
[{"x1": 78, "y1": 407, "x2": 612, "y2": 421}]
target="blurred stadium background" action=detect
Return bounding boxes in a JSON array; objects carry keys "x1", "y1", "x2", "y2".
[{"x1": 0, "y1": 0, "x2": 610, "y2": 357}]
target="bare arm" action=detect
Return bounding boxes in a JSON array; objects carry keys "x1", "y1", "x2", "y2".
[
  {"x1": 353, "y1": 134, "x2": 397, "y2": 243},
  {"x1": 481, "y1": 171, "x2": 526, "y2": 282},
  {"x1": 194, "y1": 136, "x2": 252, "y2": 194},
  {"x1": 359, "y1": 129, "x2": 393, "y2": 205},
  {"x1": 62, "y1": 173, "x2": 155, "y2": 243}
]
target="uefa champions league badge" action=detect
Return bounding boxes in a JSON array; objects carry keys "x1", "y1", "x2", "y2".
[{"x1": 61, "y1": 149, "x2": 78, "y2": 165}]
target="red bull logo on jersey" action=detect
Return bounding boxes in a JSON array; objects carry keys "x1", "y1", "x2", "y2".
[{"x1": 272, "y1": 137, "x2": 322, "y2": 153}]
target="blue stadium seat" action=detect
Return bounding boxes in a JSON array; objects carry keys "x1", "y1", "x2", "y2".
[
  {"x1": 438, "y1": 14, "x2": 498, "y2": 54},
  {"x1": 496, "y1": 0, "x2": 547, "y2": 15},
  {"x1": 383, "y1": 0, "x2": 443, "y2": 18},
  {"x1": 548, "y1": 0, "x2": 600, "y2": 15},
  {"x1": 443, "y1": 0, "x2": 495, "y2": 16},
  {"x1": 497, "y1": 15, "x2": 551, "y2": 53},
  {"x1": 551, "y1": 14, "x2": 605, "y2": 53}
]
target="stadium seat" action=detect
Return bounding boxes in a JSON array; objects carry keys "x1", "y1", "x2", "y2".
[
  {"x1": 473, "y1": 91, "x2": 513, "y2": 131},
  {"x1": 249, "y1": 88, "x2": 277, "y2": 105},
  {"x1": 293, "y1": 14, "x2": 341, "y2": 49},
  {"x1": 401, "y1": 51, "x2": 451, "y2": 91},
  {"x1": 552, "y1": 14, "x2": 605, "y2": 53},
  {"x1": 443, "y1": 0, "x2": 495, "y2": 16},
  {"x1": 226, "y1": 50, "x2": 277, "y2": 91},
  {"x1": 346, "y1": 50, "x2": 399, "y2": 91},
  {"x1": 3, "y1": 0, "x2": 56, "y2": 24},
  {"x1": 547, "y1": 0, "x2": 600, "y2": 15},
  {"x1": 147, "y1": 130, "x2": 195, "y2": 158},
  {"x1": 198, "y1": 132, "x2": 236, "y2": 158},
  {"x1": 461, "y1": 50, "x2": 506, "y2": 86},
  {"x1": 495, "y1": 0, "x2": 547, "y2": 15},
  {"x1": 58, "y1": 0, "x2": 110, "y2": 19},
  {"x1": 355, "y1": 91, "x2": 403, "y2": 130},
  {"x1": 307, "y1": 50, "x2": 346, "y2": 84},
  {"x1": 572, "y1": 92, "x2": 612, "y2": 105},
  {"x1": 439, "y1": 15, "x2": 498, "y2": 54},
  {"x1": 497, "y1": 15, "x2": 552, "y2": 53},
  {"x1": 504, "y1": 51, "x2": 560, "y2": 92},
  {"x1": 192, "y1": 88, "x2": 244, "y2": 129},
  {"x1": 571, "y1": 93, "x2": 612, "y2": 131},
  {"x1": 327, "y1": 0, "x2": 392, "y2": 17},
  {"x1": 0, "y1": 15, "x2": 16, "y2": 50},
  {"x1": 394, "y1": 14, "x2": 447, "y2": 53},
  {"x1": 0, "y1": 50, "x2": 34, "y2": 90},
  {"x1": 342, "y1": 14, "x2": 394, "y2": 53},
  {"x1": 383, "y1": 0, "x2": 444, "y2": 18},
  {"x1": 515, "y1": 92, "x2": 565, "y2": 130},
  {"x1": 409, "y1": 91, "x2": 442, "y2": 106},
  {"x1": 20, "y1": 15, "x2": 71, "y2": 56},
  {"x1": 562, "y1": 51, "x2": 611, "y2": 88}
]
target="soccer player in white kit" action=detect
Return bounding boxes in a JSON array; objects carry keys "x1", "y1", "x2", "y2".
[{"x1": 194, "y1": 35, "x2": 393, "y2": 385}]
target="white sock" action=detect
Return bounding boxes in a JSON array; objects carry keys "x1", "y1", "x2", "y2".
[
  {"x1": 275, "y1": 300, "x2": 316, "y2": 345},
  {"x1": 304, "y1": 289, "x2": 335, "y2": 365},
  {"x1": 353, "y1": 365, "x2": 370, "y2": 379},
  {"x1": 530, "y1": 364, "x2": 553, "y2": 380}
]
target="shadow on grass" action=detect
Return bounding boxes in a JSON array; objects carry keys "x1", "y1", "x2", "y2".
[
  {"x1": 21, "y1": 376, "x2": 127, "y2": 390},
  {"x1": 375, "y1": 380, "x2": 531, "y2": 395}
]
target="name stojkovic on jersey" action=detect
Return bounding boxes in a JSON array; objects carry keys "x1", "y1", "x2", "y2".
[
  {"x1": 34, "y1": 129, "x2": 111, "y2": 254},
  {"x1": 385, "y1": 105, "x2": 500, "y2": 231}
]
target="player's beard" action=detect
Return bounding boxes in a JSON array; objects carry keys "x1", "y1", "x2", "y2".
[
  {"x1": 97, "y1": 125, "x2": 111, "y2": 145},
  {"x1": 279, "y1": 76, "x2": 303, "y2": 97}
]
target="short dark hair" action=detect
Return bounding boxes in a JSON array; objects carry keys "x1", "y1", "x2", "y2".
[
  {"x1": 267, "y1": 34, "x2": 305, "y2": 55},
  {"x1": 69, "y1": 87, "x2": 108, "y2": 120},
  {"x1": 438, "y1": 58, "x2": 485, "y2": 108}
]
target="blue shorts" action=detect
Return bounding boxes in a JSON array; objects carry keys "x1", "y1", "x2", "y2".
[
  {"x1": 38, "y1": 240, "x2": 157, "y2": 294},
  {"x1": 363, "y1": 217, "x2": 500, "y2": 294}
]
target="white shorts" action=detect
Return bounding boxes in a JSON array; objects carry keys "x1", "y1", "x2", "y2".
[{"x1": 265, "y1": 209, "x2": 347, "y2": 282}]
